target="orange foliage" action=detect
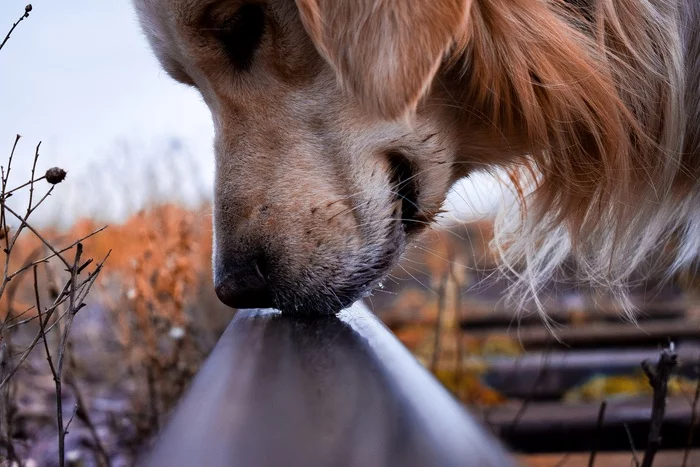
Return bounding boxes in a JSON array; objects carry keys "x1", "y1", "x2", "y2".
[
  {"x1": 78, "y1": 205, "x2": 214, "y2": 429},
  {"x1": 72, "y1": 204, "x2": 211, "y2": 277}
]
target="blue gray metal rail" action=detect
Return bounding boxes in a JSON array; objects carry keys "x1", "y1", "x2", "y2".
[{"x1": 139, "y1": 302, "x2": 514, "y2": 467}]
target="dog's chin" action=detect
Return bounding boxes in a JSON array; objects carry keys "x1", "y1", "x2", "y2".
[
  {"x1": 272, "y1": 222, "x2": 409, "y2": 316},
  {"x1": 272, "y1": 291, "x2": 357, "y2": 316},
  {"x1": 271, "y1": 271, "x2": 387, "y2": 316}
]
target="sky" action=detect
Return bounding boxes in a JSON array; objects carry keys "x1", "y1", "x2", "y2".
[{"x1": 0, "y1": 0, "x2": 502, "y2": 227}]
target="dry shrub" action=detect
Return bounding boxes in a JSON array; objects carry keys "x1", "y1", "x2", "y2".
[
  {"x1": 0, "y1": 134, "x2": 109, "y2": 465},
  {"x1": 1, "y1": 193, "x2": 231, "y2": 464},
  {"x1": 69, "y1": 205, "x2": 232, "y2": 444},
  {"x1": 118, "y1": 206, "x2": 210, "y2": 436}
]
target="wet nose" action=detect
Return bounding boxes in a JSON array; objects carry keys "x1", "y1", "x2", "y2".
[{"x1": 214, "y1": 251, "x2": 274, "y2": 309}]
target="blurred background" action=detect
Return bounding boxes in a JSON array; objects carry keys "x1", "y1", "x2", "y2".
[{"x1": 1, "y1": 1, "x2": 699, "y2": 466}]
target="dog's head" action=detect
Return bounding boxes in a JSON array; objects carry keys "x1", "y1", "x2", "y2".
[
  {"x1": 134, "y1": 0, "x2": 694, "y2": 319},
  {"x1": 133, "y1": 0, "x2": 475, "y2": 313}
]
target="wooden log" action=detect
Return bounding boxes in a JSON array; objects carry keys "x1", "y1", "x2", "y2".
[
  {"x1": 139, "y1": 302, "x2": 513, "y2": 467},
  {"x1": 466, "y1": 318, "x2": 700, "y2": 350},
  {"x1": 483, "y1": 344, "x2": 700, "y2": 399},
  {"x1": 483, "y1": 397, "x2": 698, "y2": 453}
]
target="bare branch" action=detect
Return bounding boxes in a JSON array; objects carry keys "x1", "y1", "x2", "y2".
[
  {"x1": 66, "y1": 347, "x2": 112, "y2": 467},
  {"x1": 63, "y1": 404, "x2": 78, "y2": 436},
  {"x1": 2, "y1": 174, "x2": 46, "y2": 200},
  {"x1": 2, "y1": 203, "x2": 71, "y2": 269},
  {"x1": 0, "y1": 5, "x2": 32, "y2": 52},
  {"x1": 35, "y1": 263, "x2": 67, "y2": 466},
  {"x1": 640, "y1": 344, "x2": 679, "y2": 467},
  {"x1": 7, "y1": 226, "x2": 107, "y2": 281},
  {"x1": 0, "y1": 135, "x2": 20, "y2": 256},
  {"x1": 588, "y1": 400, "x2": 607, "y2": 467},
  {"x1": 0, "y1": 251, "x2": 109, "y2": 391},
  {"x1": 623, "y1": 422, "x2": 641, "y2": 467},
  {"x1": 24, "y1": 142, "x2": 41, "y2": 219}
]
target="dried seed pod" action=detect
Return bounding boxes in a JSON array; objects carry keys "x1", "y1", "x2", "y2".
[{"x1": 45, "y1": 167, "x2": 66, "y2": 184}]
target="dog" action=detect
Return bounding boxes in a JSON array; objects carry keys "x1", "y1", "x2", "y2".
[{"x1": 133, "y1": 0, "x2": 700, "y2": 316}]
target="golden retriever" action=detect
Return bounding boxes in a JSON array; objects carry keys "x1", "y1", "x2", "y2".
[{"x1": 133, "y1": 0, "x2": 699, "y2": 316}]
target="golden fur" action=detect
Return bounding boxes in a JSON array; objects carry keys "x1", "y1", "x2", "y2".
[{"x1": 133, "y1": 0, "x2": 700, "y2": 316}]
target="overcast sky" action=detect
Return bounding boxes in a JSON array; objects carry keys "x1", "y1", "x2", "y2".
[{"x1": 0, "y1": 0, "x2": 501, "y2": 227}]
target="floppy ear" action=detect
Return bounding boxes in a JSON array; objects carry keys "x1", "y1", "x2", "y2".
[{"x1": 296, "y1": 0, "x2": 469, "y2": 120}]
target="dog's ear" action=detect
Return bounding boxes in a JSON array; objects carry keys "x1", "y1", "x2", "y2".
[{"x1": 296, "y1": 0, "x2": 469, "y2": 120}]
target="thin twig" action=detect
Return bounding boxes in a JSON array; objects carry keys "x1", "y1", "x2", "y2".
[
  {"x1": 35, "y1": 263, "x2": 67, "y2": 467},
  {"x1": 451, "y1": 262, "x2": 465, "y2": 392},
  {"x1": 3, "y1": 304, "x2": 36, "y2": 329},
  {"x1": 35, "y1": 265, "x2": 54, "y2": 375},
  {"x1": 23, "y1": 185, "x2": 55, "y2": 218},
  {"x1": 0, "y1": 341, "x2": 19, "y2": 465},
  {"x1": 430, "y1": 275, "x2": 448, "y2": 373},
  {"x1": 0, "y1": 244, "x2": 44, "y2": 335},
  {"x1": 0, "y1": 135, "x2": 20, "y2": 257},
  {"x1": 588, "y1": 400, "x2": 608, "y2": 467},
  {"x1": 24, "y1": 142, "x2": 41, "y2": 220},
  {"x1": 640, "y1": 344, "x2": 679, "y2": 467},
  {"x1": 508, "y1": 344, "x2": 552, "y2": 436},
  {"x1": 0, "y1": 136, "x2": 22, "y2": 310},
  {"x1": 51, "y1": 244, "x2": 84, "y2": 467},
  {"x1": 554, "y1": 452, "x2": 571, "y2": 467},
  {"x1": 2, "y1": 175, "x2": 46, "y2": 200},
  {"x1": 2, "y1": 136, "x2": 19, "y2": 190},
  {"x1": 66, "y1": 346, "x2": 112, "y2": 467},
  {"x1": 58, "y1": 244, "x2": 82, "y2": 375},
  {"x1": 0, "y1": 5, "x2": 32, "y2": 52},
  {"x1": 63, "y1": 404, "x2": 78, "y2": 436},
  {"x1": 7, "y1": 226, "x2": 107, "y2": 281},
  {"x1": 623, "y1": 422, "x2": 641, "y2": 467},
  {"x1": 2, "y1": 203, "x2": 71, "y2": 268}
]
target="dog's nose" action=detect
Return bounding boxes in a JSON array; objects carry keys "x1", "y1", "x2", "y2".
[{"x1": 214, "y1": 252, "x2": 275, "y2": 309}]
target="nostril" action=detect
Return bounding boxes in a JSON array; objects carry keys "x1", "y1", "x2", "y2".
[
  {"x1": 214, "y1": 250, "x2": 275, "y2": 309},
  {"x1": 386, "y1": 151, "x2": 420, "y2": 233}
]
